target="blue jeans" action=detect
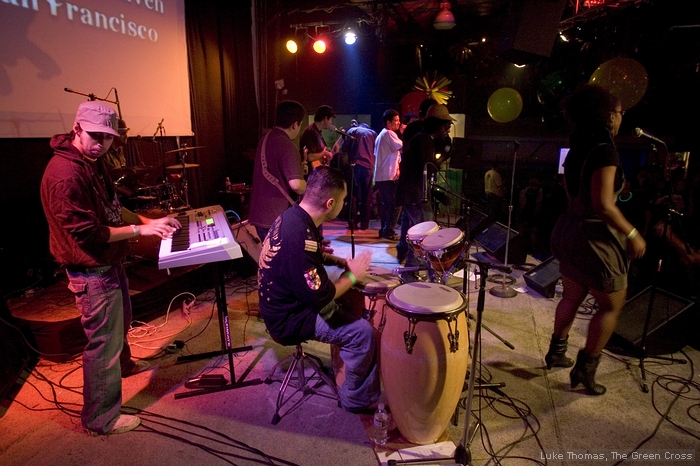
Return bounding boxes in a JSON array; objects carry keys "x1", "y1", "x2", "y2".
[
  {"x1": 66, "y1": 264, "x2": 133, "y2": 434},
  {"x1": 314, "y1": 306, "x2": 380, "y2": 409},
  {"x1": 351, "y1": 165, "x2": 373, "y2": 228}
]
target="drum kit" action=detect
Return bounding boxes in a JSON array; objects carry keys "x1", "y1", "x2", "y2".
[{"x1": 110, "y1": 145, "x2": 203, "y2": 213}]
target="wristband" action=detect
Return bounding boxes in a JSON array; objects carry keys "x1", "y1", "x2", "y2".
[
  {"x1": 343, "y1": 271, "x2": 357, "y2": 286},
  {"x1": 626, "y1": 228, "x2": 638, "y2": 240},
  {"x1": 131, "y1": 224, "x2": 140, "y2": 237}
]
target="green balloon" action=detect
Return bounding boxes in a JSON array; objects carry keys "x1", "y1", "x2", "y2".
[
  {"x1": 589, "y1": 58, "x2": 648, "y2": 110},
  {"x1": 488, "y1": 87, "x2": 523, "y2": 123}
]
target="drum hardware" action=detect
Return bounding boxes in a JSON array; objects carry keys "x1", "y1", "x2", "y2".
[{"x1": 164, "y1": 144, "x2": 204, "y2": 210}]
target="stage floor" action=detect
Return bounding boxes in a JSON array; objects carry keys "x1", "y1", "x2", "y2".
[{"x1": 2, "y1": 218, "x2": 699, "y2": 466}]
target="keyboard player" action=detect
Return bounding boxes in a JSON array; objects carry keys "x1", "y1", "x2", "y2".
[{"x1": 40, "y1": 100, "x2": 181, "y2": 435}]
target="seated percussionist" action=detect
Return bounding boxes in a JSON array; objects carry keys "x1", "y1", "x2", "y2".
[{"x1": 257, "y1": 166, "x2": 380, "y2": 413}]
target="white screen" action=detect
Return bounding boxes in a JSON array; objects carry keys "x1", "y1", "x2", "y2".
[
  {"x1": 558, "y1": 148, "x2": 569, "y2": 174},
  {"x1": 0, "y1": 0, "x2": 191, "y2": 137}
]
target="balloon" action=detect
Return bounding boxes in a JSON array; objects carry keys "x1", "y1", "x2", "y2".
[
  {"x1": 589, "y1": 57, "x2": 648, "y2": 110},
  {"x1": 537, "y1": 71, "x2": 573, "y2": 108},
  {"x1": 400, "y1": 90, "x2": 430, "y2": 116},
  {"x1": 487, "y1": 88, "x2": 523, "y2": 123}
]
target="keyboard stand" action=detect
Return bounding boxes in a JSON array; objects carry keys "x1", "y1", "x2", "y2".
[{"x1": 174, "y1": 261, "x2": 262, "y2": 399}]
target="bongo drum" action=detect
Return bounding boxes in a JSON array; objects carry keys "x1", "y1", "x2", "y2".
[
  {"x1": 332, "y1": 267, "x2": 400, "y2": 387},
  {"x1": 421, "y1": 227, "x2": 467, "y2": 278},
  {"x1": 406, "y1": 221, "x2": 439, "y2": 257},
  {"x1": 381, "y1": 282, "x2": 469, "y2": 445}
]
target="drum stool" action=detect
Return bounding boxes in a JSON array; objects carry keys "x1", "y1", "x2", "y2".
[{"x1": 265, "y1": 343, "x2": 339, "y2": 425}]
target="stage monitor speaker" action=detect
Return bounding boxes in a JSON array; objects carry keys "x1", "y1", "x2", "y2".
[
  {"x1": 606, "y1": 286, "x2": 696, "y2": 357},
  {"x1": 497, "y1": 0, "x2": 566, "y2": 64},
  {"x1": 474, "y1": 222, "x2": 527, "y2": 265},
  {"x1": 523, "y1": 256, "x2": 560, "y2": 298},
  {"x1": 456, "y1": 209, "x2": 493, "y2": 241},
  {"x1": 1, "y1": 297, "x2": 34, "y2": 403}
]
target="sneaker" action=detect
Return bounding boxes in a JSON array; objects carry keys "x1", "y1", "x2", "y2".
[
  {"x1": 380, "y1": 232, "x2": 399, "y2": 241},
  {"x1": 109, "y1": 415, "x2": 141, "y2": 434},
  {"x1": 122, "y1": 360, "x2": 151, "y2": 378}
]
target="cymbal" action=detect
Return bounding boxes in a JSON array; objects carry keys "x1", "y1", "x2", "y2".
[
  {"x1": 166, "y1": 163, "x2": 200, "y2": 169},
  {"x1": 164, "y1": 146, "x2": 205, "y2": 154}
]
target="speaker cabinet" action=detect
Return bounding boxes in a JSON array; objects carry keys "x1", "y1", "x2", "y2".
[
  {"x1": 497, "y1": 0, "x2": 566, "y2": 64},
  {"x1": 523, "y1": 256, "x2": 560, "y2": 298},
  {"x1": 456, "y1": 208, "x2": 493, "y2": 241},
  {"x1": 606, "y1": 286, "x2": 696, "y2": 356},
  {"x1": 1, "y1": 297, "x2": 34, "y2": 403},
  {"x1": 474, "y1": 222, "x2": 527, "y2": 265}
]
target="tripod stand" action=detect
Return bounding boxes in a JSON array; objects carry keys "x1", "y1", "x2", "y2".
[{"x1": 389, "y1": 259, "x2": 513, "y2": 466}]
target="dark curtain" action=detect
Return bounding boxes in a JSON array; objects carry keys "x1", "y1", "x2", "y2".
[{"x1": 185, "y1": 0, "x2": 259, "y2": 205}]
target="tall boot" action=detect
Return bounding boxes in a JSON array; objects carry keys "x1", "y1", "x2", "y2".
[
  {"x1": 569, "y1": 349, "x2": 606, "y2": 396},
  {"x1": 544, "y1": 334, "x2": 574, "y2": 369}
]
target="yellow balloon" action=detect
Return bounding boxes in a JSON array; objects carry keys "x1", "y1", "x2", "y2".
[
  {"x1": 487, "y1": 88, "x2": 523, "y2": 123},
  {"x1": 589, "y1": 57, "x2": 648, "y2": 110}
]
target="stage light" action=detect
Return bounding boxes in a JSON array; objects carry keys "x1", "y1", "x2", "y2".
[
  {"x1": 434, "y1": 1, "x2": 456, "y2": 30},
  {"x1": 313, "y1": 39, "x2": 326, "y2": 54},
  {"x1": 344, "y1": 29, "x2": 357, "y2": 45},
  {"x1": 286, "y1": 39, "x2": 298, "y2": 54}
]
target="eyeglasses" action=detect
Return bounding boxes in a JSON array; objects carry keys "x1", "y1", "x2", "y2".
[{"x1": 614, "y1": 110, "x2": 626, "y2": 116}]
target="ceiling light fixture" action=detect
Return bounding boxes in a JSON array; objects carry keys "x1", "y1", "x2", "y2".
[
  {"x1": 434, "y1": 1, "x2": 456, "y2": 30},
  {"x1": 344, "y1": 29, "x2": 357, "y2": 45}
]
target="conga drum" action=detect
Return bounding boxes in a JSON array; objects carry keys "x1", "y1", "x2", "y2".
[
  {"x1": 421, "y1": 227, "x2": 467, "y2": 279},
  {"x1": 406, "y1": 221, "x2": 439, "y2": 257},
  {"x1": 332, "y1": 267, "x2": 400, "y2": 387},
  {"x1": 381, "y1": 282, "x2": 469, "y2": 445}
]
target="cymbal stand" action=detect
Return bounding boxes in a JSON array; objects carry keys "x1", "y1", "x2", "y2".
[
  {"x1": 176, "y1": 144, "x2": 192, "y2": 210},
  {"x1": 389, "y1": 259, "x2": 512, "y2": 466}
]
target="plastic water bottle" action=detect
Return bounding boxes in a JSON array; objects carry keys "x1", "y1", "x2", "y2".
[
  {"x1": 554, "y1": 278, "x2": 563, "y2": 299},
  {"x1": 225, "y1": 176, "x2": 232, "y2": 192},
  {"x1": 373, "y1": 403, "x2": 389, "y2": 446}
]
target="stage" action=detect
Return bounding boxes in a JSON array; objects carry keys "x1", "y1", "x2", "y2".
[{"x1": 1, "y1": 219, "x2": 698, "y2": 466}]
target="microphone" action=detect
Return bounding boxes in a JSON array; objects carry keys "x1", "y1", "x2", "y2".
[
  {"x1": 329, "y1": 125, "x2": 356, "y2": 140},
  {"x1": 392, "y1": 265, "x2": 429, "y2": 275},
  {"x1": 634, "y1": 127, "x2": 666, "y2": 146},
  {"x1": 421, "y1": 164, "x2": 429, "y2": 203}
]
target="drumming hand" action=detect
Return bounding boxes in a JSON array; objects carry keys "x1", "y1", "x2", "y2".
[
  {"x1": 346, "y1": 249, "x2": 372, "y2": 282},
  {"x1": 140, "y1": 216, "x2": 181, "y2": 239},
  {"x1": 321, "y1": 239, "x2": 334, "y2": 255}
]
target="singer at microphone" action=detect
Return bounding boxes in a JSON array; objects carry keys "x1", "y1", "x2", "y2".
[{"x1": 329, "y1": 125, "x2": 356, "y2": 140}]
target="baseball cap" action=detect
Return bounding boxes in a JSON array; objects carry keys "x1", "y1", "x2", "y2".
[
  {"x1": 75, "y1": 101, "x2": 120, "y2": 137},
  {"x1": 426, "y1": 104, "x2": 456, "y2": 122}
]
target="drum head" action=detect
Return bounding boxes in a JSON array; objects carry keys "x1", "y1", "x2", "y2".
[
  {"x1": 421, "y1": 228, "x2": 464, "y2": 251},
  {"x1": 387, "y1": 282, "x2": 465, "y2": 318},
  {"x1": 407, "y1": 221, "x2": 439, "y2": 241},
  {"x1": 357, "y1": 266, "x2": 401, "y2": 294}
]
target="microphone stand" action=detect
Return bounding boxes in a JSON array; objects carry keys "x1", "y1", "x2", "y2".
[
  {"x1": 489, "y1": 142, "x2": 519, "y2": 299},
  {"x1": 348, "y1": 161, "x2": 356, "y2": 258}
]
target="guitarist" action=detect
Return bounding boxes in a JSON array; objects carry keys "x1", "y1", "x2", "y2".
[{"x1": 300, "y1": 105, "x2": 335, "y2": 173}]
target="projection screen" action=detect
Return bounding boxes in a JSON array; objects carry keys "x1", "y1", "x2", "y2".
[{"x1": 0, "y1": 0, "x2": 191, "y2": 138}]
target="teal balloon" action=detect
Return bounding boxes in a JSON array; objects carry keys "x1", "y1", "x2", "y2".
[
  {"x1": 487, "y1": 88, "x2": 523, "y2": 123},
  {"x1": 589, "y1": 58, "x2": 648, "y2": 110},
  {"x1": 538, "y1": 71, "x2": 572, "y2": 108}
]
